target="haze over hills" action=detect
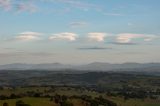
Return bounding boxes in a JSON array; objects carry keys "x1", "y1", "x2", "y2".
[{"x1": 0, "y1": 62, "x2": 160, "y2": 71}]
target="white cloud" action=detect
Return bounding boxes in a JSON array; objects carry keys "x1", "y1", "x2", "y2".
[
  {"x1": 116, "y1": 33, "x2": 156, "y2": 43},
  {"x1": 10, "y1": 32, "x2": 159, "y2": 43},
  {"x1": 15, "y1": 31, "x2": 42, "y2": 41},
  {"x1": 0, "y1": 0, "x2": 11, "y2": 10},
  {"x1": 49, "y1": 32, "x2": 78, "y2": 41},
  {"x1": 88, "y1": 33, "x2": 106, "y2": 42}
]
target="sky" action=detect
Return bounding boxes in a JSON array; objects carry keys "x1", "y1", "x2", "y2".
[{"x1": 0, "y1": 0, "x2": 160, "y2": 64}]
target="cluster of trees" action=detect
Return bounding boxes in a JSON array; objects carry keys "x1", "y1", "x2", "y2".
[
  {"x1": 0, "y1": 93, "x2": 22, "y2": 100},
  {"x1": 50, "y1": 94, "x2": 117, "y2": 106},
  {"x1": 0, "y1": 89, "x2": 45, "y2": 100},
  {"x1": 15, "y1": 100, "x2": 31, "y2": 106},
  {"x1": 0, "y1": 92, "x2": 43, "y2": 100},
  {"x1": 50, "y1": 94, "x2": 73, "y2": 106},
  {"x1": 3, "y1": 100, "x2": 31, "y2": 106},
  {"x1": 80, "y1": 95, "x2": 117, "y2": 106},
  {"x1": 105, "y1": 87, "x2": 159, "y2": 100}
]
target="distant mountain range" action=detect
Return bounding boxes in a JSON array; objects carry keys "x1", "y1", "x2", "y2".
[{"x1": 0, "y1": 62, "x2": 160, "y2": 71}]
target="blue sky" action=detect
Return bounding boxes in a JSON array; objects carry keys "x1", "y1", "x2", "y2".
[{"x1": 0, "y1": 0, "x2": 160, "y2": 64}]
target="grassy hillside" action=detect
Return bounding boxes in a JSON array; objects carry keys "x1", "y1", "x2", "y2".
[
  {"x1": 0, "y1": 87, "x2": 160, "y2": 106},
  {"x1": 0, "y1": 71, "x2": 160, "y2": 106}
]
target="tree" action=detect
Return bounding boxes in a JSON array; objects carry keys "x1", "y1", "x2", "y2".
[
  {"x1": 62, "y1": 95, "x2": 68, "y2": 101},
  {"x1": 60, "y1": 101, "x2": 73, "y2": 106},
  {"x1": 33, "y1": 93, "x2": 41, "y2": 97},
  {"x1": 50, "y1": 97, "x2": 54, "y2": 101},
  {"x1": 16, "y1": 100, "x2": 31, "y2": 106},
  {"x1": 3, "y1": 102, "x2": 8, "y2": 106},
  {"x1": 54, "y1": 94, "x2": 62, "y2": 104}
]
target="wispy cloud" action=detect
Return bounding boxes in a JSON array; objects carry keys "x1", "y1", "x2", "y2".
[
  {"x1": 128, "y1": 23, "x2": 133, "y2": 26},
  {"x1": 51, "y1": 0, "x2": 99, "y2": 11},
  {"x1": 77, "y1": 47, "x2": 112, "y2": 50},
  {"x1": 0, "y1": 0, "x2": 11, "y2": 10},
  {"x1": 16, "y1": 2, "x2": 37, "y2": 13},
  {"x1": 15, "y1": 31, "x2": 42, "y2": 41},
  {"x1": 96, "y1": 9, "x2": 123, "y2": 16},
  {"x1": 49, "y1": 32, "x2": 78, "y2": 41},
  {"x1": 0, "y1": 52, "x2": 55, "y2": 57},
  {"x1": 0, "y1": 0, "x2": 102, "y2": 13},
  {"x1": 70, "y1": 22, "x2": 88, "y2": 28},
  {"x1": 103, "y1": 13, "x2": 123, "y2": 16},
  {"x1": 88, "y1": 33, "x2": 106, "y2": 42},
  {"x1": 111, "y1": 42, "x2": 137, "y2": 45},
  {"x1": 0, "y1": 0, "x2": 38, "y2": 12}
]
